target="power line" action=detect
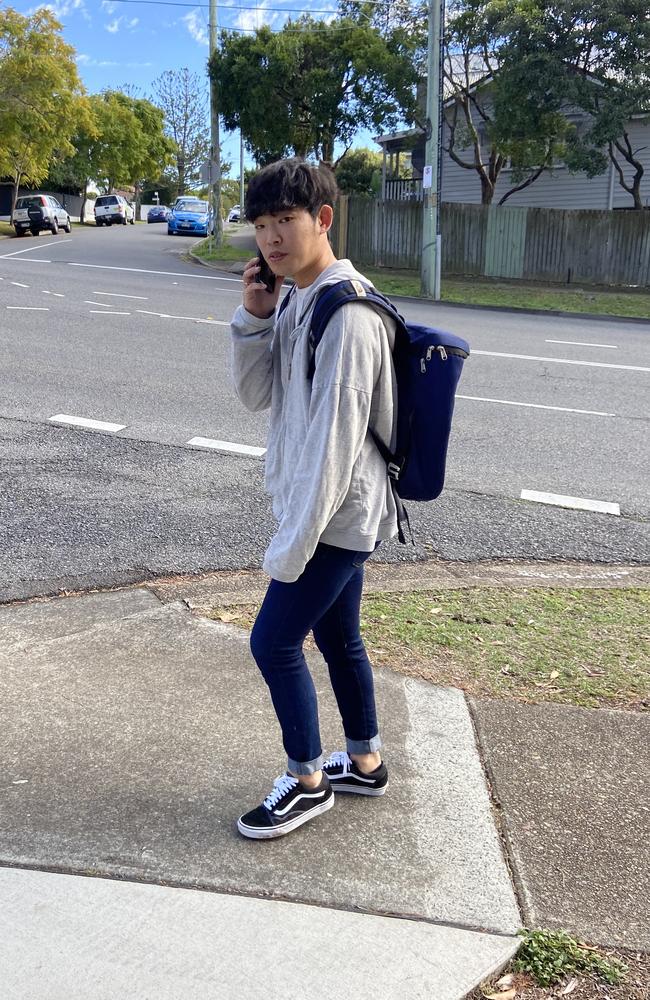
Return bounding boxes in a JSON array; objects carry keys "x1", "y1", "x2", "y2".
[{"x1": 107, "y1": 0, "x2": 393, "y2": 11}]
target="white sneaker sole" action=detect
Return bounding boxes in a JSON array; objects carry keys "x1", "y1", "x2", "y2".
[
  {"x1": 237, "y1": 793, "x2": 334, "y2": 840},
  {"x1": 329, "y1": 781, "x2": 388, "y2": 796}
]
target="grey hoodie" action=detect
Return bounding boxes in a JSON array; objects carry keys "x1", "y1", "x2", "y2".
[{"x1": 230, "y1": 258, "x2": 398, "y2": 583}]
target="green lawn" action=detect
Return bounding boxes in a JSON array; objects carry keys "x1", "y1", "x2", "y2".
[{"x1": 208, "y1": 587, "x2": 650, "y2": 710}]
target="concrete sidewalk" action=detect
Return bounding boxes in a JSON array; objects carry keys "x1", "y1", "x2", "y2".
[
  {"x1": 0, "y1": 582, "x2": 647, "y2": 997},
  {"x1": 0, "y1": 587, "x2": 519, "y2": 1000}
]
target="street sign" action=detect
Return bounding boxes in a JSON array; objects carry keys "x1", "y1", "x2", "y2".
[{"x1": 423, "y1": 165, "x2": 433, "y2": 189}]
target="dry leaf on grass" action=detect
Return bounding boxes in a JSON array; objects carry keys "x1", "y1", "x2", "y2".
[
  {"x1": 215, "y1": 611, "x2": 242, "y2": 623},
  {"x1": 495, "y1": 974, "x2": 514, "y2": 989},
  {"x1": 549, "y1": 670, "x2": 560, "y2": 679},
  {"x1": 483, "y1": 989, "x2": 516, "y2": 1000},
  {"x1": 559, "y1": 979, "x2": 579, "y2": 995}
]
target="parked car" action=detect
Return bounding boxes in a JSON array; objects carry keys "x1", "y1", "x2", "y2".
[
  {"x1": 228, "y1": 204, "x2": 241, "y2": 222},
  {"x1": 94, "y1": 194, "x2": 135, "y2": 226},
  {"x1": 12, "y1": 194, "x2": 71, "y2": 237},
  {"x1": 167, "y1": 199, "x2": 213, "y2": 237},
  {"x1": 147, "y1": 205, "x2": 170, "y2": 223}
]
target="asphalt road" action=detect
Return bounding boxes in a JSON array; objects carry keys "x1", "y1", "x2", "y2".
[{"x1": 1, "y1": 222, "x2": 648, "y2": 601}]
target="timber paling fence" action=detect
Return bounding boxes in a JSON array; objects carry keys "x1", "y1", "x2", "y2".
[{"x1": 330, "y1": 197, "x2": 650, "y2": 287}]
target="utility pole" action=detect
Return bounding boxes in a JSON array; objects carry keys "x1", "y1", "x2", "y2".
[
  {"x1": 420, "y1": 0, "x2": 444, "y2": 299},
  {"x1": 209, "y1": 0, "x2": 223, "y2": 247},
  {"x1": 240, "y1": 128, "x2": 245, "y2": 213}
]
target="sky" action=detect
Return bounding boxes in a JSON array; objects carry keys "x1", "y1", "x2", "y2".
[{"x1": 13, "y1": 0, "x2": 382, "y2": 175}]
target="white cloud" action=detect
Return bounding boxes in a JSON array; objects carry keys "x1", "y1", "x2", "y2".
[
  {"x1": 101, "y1": 0, "x2": 116, "y2": 11},
  {"x1": 183, "y1": 9, "x2": 209, "y2": 45},
  {"x1": 104, "y1": 15, "x2": 138, "y2": 32},
  {"x1": 76, "y1": 54, "x2": 153, "y2": 68},
  {"x1": 31, "y1": 0, "x2": 86, "y2": 18}
]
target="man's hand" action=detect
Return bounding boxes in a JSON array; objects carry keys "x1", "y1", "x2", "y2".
[{"x1": 242, "y1": 257, "x2": 282, "y2": 319}]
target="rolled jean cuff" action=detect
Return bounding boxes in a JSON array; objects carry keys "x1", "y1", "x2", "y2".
[
  {"x1": 287, "y1": 753, "x2": 325, "y2": 776},
  {"x1": 346, "y1": 734, "x2": 382, "y2": 755}
]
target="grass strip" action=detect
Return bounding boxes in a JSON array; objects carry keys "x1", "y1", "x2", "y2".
[{"x1": 207, "y1": 587, "x2": 650, "y2": 710}]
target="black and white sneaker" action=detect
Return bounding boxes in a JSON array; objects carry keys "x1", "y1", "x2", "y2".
[
  {"x1": 322, "y1": 751, "x2": 389, "y2": 796},
  {"x1": 237, "y1": 772, "x2": 334, "y2": 840}
]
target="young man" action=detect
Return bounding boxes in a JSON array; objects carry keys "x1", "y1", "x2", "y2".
[{"x1": 230, "y1": 158, "x2": 397, "y2": 839}]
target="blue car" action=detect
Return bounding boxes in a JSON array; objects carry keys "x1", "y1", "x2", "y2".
[
  {"x1": 148, "y1": 205, "x2": 170, "y2": 223},
  {"x1": 167, "y1": 199, "x2": 213, "y2": 237}
]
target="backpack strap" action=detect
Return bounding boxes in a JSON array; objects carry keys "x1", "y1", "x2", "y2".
[
  {"x1": 307, "y1": 280, "x2": 406, "y2": 379},
  {"x1": 308, "y1": 279, "x2": 414, "y2": 546},
  {"x1": 277, "y1": 285, "x2": 295, "y2": 318}
]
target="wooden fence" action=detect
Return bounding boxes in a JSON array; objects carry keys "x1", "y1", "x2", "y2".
[{"x1": 330, "y1": 197, "x2": 650, "y2": 287}]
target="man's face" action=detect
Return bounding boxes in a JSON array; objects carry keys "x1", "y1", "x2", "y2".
[{"x1": 253, "y1": 205, "x2": 332, "y2": 285}]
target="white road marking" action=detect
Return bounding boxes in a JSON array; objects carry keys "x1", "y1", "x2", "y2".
[
  {"x1": 456, "y1": 394, "x2": 615, "y2": 417},
  {"x1": 89, "y1": 310, "x2": 131, "y2": 315},
  {"x1": 85, "y1": 300, "x2": 112, "y2": 307},
  {"x1": 136, "y1": 309, "x2": 228, "y2": 326},
  {"x1": 6, "y1": 305, "x2": 49, "y2": 311},
  {"x1": 545, "y1": 340, "x2": 618, "y2": 349},
  {"x1": 520, "y1": 490, "x2": 620, "y2": 516},
  {"x1": 472, "y1": 349, "x2": 650, "y2": 373},
  {"x1": 93, "y1": 291, "x2": 148, "y2": 300},
  {"x1": 187, "y1": 437, "x2": 266, "y2": 457},
  {"x1": 49, "y1": 414, "x2": 126, "y2": 433},
  {"x1": 0, "y1": 239, "x2": 72, "y2": 259},
  {"x1": 11, "y1": 281, "x2": 29, "y2": 288},
  {"x1": 43, "y1": 290, "x2": 65, "y2": 297},
  {"x1": 68, "y1": 262, "x2": 242, "y2": 283}
]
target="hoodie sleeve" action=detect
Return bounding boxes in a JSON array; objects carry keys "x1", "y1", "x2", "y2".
[
  {"x1": 262, "y1": 303, "x2": 385, "y2": 583},
  {"x1": 230, "y1": 303, "x2": 275, "y2": 412}
]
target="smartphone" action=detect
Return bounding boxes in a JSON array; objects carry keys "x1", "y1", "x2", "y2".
[{"x1": 257, "y1": 252, "x2": 277, "y2": 294}]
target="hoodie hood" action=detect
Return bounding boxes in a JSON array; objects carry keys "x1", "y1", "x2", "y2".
[{"x1": 283, "y1": 258, "x2": 371, "y2": 326}]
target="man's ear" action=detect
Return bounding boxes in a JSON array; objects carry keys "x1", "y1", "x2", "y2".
[{"x1": 318, "y1": 204, "x2": 334, "y2": 233}]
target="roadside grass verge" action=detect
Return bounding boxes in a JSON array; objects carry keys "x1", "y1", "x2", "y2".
[
  {"x1": 0, "y1": 221, "x2": 14, "y2": 237},
  {"x1": 188, "y1": 240, "x2": 650, "y2": 318},
  {"x1": 191, "y1": 235, "x2": 250, "y2": 262},
  {"x1": 361, "y1": 268, "x2": 650, "y2": 319},
  {"x1": 207, "y1": 587, "x2": 650, "y2": 710}
]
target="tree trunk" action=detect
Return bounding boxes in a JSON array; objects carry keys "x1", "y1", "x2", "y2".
[
  {"x1": 177, "y1": 154, "x2": 185, "y2": 195},
  {"x1": 11, "y1": 172, "x2": 21, "y2": 217},
  {"x1": 80, "y1": 179, "x2": 88, "y2": 224},
  {"x1": 610, "y1": 134, "x2": 645, "y2": 210},
  {"x1": 480, "y1": 173, "x2": 495, "y2": 205}
]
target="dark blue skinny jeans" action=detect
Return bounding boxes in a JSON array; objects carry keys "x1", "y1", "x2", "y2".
[{"x1": 249, "y1": 542, "x2": 382, "y2": 775}]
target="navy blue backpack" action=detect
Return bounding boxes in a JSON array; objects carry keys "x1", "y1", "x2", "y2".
[{"x1": 279, "y1": 279, "x2": 469, "y2": 543}]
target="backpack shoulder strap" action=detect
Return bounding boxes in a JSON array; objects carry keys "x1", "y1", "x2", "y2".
[
  {"x1": 308, "y1": 279, "x2": 406, "y2": 379},
  {"x1": 277, "y1": 284, "x2": 295, "y2": 319}
]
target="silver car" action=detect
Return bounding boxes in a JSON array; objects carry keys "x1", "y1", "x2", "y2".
[{"x1": 12, "y1": 195, "x2": 72, "y2": 237}]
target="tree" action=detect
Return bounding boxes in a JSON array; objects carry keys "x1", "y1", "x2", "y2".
[
  {"x1": 210, "y1": 15, "x2": 418, "y2": 164},
  {"x1": 480, "y1": 0, "x2": 650, "y2": 207},
  {"x1": 335, "y1": 148, "x2": 384, "y2": 195},
  {"x1": 0, "y1": 6, "x2": 93, "y2": 213},
  {"x1": 151, "y1": 68, "x2": 210, "y2": 196}
]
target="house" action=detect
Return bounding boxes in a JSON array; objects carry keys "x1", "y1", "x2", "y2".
[{"x1": 374, "y1": 75, "x2": 650, "y2": 210}]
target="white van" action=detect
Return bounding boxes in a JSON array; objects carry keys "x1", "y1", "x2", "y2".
[{"x1": 94, "y1": 194, "x2": 135, "y2": 226}]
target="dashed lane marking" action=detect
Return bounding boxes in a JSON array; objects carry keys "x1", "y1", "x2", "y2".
[
  {"x1": 49, "y1": 414, "x2": 127, "y2": 433},
  {"x1": 545, "y1": 340, "x2": 618, "y2": 349},
  {"x1": 187, "y1": 437, "x2": 266, "y2": 457},
  {"x1": 11, "y1": 281, "x2": 29, "y2": 288},
  {"x1": 520, "y1": 490, "x2": 620, "y2": 516},
  {"x1": 85, "y1": 300, "x2": 112, "y2": 307},
  {"x1": 89, "y1": 310, "x2": 131, "y2": 315},
  {"x1": 93, "y1": 291, "x2": 148, "y2": 300},
  {"x1": 456, "y1": 395, "x2": 615, "y2": 417},
  {"x1": 6, "y1": 305, "x2": 49, "y2": 311},
  {"x1": 472, "y1": 349, "x2": 650, "y2": 373},
  {"x1": 68, "y1": 262, "x2": 242, "y2": 283},
  {"x1": 136, "y1": 309, "x2": 228, "y2": 326}
]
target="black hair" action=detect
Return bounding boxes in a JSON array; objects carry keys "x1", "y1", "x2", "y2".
[{"x1": 245, "y1": 157, "x2": 338, "y2": 223}]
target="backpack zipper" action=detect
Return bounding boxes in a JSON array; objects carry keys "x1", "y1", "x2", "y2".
[{"x1": 420, "y1": 344, "x2": 448, "y2": 372}]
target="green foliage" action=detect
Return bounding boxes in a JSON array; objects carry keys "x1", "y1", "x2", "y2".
[
  {"x1": 210, "y1": 16, "x2": 418, "y2": 164},
  {"x1": 151, "y1": 68, "x2": 210, "y2": 194},
  {"x1": 85, "y1": 90, "x2": 175, "y2": 192},
  {"x1": 335, "y1": 148, "x2": 384, "y2": 195},
  {"x1": 514, "y1": 929, "x2": 627, "y2": 988},
  {"x1": 0, "y1": 7, "x2": 93, "y2": 205}
]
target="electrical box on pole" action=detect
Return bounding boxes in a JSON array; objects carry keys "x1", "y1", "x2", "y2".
[{"x1": 421, "y1": 0, "x2": 444, "y2": 300}]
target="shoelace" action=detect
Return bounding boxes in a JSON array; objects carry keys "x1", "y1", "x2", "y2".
[
  {"x1": 323, "y1": 751, "x2": 351, "y2": 774},
  {"x1": 263, "y1": 773, "x2": 298, "y2": 811}
]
